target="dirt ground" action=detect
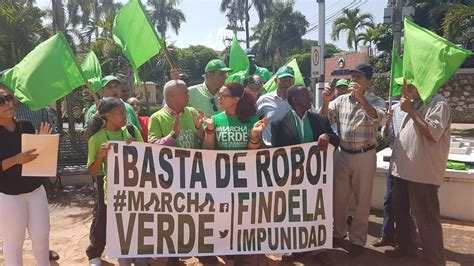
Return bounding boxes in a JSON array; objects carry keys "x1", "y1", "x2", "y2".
[{"x1": 0, "y1": 187, "x2": 473, "y2": 266}]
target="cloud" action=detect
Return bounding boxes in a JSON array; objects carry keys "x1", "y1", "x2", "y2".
[{"x1": 204, "y1": 25, "x2": 233, "y2": 51}]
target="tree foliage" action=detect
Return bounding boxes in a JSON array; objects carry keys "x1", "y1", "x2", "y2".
[
  {"x1": 0, "y1": 0, "x2": 50, "y2": 69},
  {"x1": 251, "y1": 1, "x2": 308, "y2": 70},
  {"x1": 331, "y1": 7, "x2": 374, "y2": 52}
]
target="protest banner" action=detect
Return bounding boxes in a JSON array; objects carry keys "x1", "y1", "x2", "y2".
[{"x1": 106, "y1": 141, "x2": 334, "y2": 258}]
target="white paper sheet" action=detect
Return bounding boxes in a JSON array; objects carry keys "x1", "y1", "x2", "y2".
[{"x1": 21, "y1": 134, "x2": 59, "y2": 177}]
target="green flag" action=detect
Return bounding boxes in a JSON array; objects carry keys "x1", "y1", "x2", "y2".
[
  {"x1": 228, "y1": 32, "x2": 249, "y2": 74},
  {"x1": 390, "y1": 43, "x2": 403, "y2": 96},
  {"x1": 402, "y1": 18, "x2": 473, "y2": 102},
  {"x1": 1, "y1": 33, "x2": 86, "y2": 111},
  {"x1": 225, "y1": 71, "x2": 248, "y2": 84},
  {"x1": 81, "y1": 50, "x2": 102, "y2": 92},
  {"x1": 113, "y1": 0, "x2": 162, "y2": 85},
  {"x1": 263, "y1": 58, "x2": 304, "y2": 93}
]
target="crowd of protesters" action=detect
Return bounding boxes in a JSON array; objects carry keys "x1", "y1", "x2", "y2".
[{"x1": 0, "y1": 55, "x2": 451, "y2": 266}]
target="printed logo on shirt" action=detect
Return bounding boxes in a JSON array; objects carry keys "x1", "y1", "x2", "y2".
[
  {"x1": 216, "y1": 126, "x2": 249, "y2": 149},
  {"x1": 177, "y1": 129, "x2": 195, "y2": 148}
]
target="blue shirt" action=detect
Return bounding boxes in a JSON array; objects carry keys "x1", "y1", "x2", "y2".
[{"x1": 256, "y1": 91, "x2": 291, "y2": 146}]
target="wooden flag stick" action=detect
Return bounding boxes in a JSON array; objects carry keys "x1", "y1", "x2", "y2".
[{"x1": 86, "y1": 83, "x2": 100, "y2": 109}]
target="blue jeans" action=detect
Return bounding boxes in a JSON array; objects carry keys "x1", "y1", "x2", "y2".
[{"x1": 381, "y1": 173, "x2": 395, "y2": 240}]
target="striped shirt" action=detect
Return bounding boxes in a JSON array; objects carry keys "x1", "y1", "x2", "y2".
[
  {"x1": 382, "y1": 103, "x2": 406, "y2": 147},
  {"x1": 327, "y1": 91, "x2": 386, "y2": 150}
]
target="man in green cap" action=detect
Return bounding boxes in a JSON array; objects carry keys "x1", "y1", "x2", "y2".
[
  {"x1": 188, "y1": 59, "x2": 231, "y2": 116},
  {"x1": 83, "y1": 75, "x2": 140, "y2": 131},
  {"x1": 335, "y1": 78, "x2": 350, "y2": 97},
  {"x1": 248, "y1": 54, "x2": 272, "y2": 83},
  {"x1": 256, "y1": 65, "x2": 295, "y2": 146}
]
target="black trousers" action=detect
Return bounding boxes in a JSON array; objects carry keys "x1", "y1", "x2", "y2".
[
  {"x1": 393, "y1": 177, "x2": 445, "y2": 265},
  {"x1": 86, "y1": 175, "x2": 107, "y2": 260}
]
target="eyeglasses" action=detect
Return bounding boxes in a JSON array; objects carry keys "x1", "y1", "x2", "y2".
[
  {"x1": 210, "y1": 97, "x2": 218, "y2": 112},
  {"x1": 0, "y1": 94, "x2": 14, "y2": 106}
]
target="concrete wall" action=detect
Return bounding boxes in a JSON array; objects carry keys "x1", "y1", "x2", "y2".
[
  {"x1": 439, "y1": 69, "x2": 474, "y2": 123},
  {"x1": 372, "y1": 68, "x2": 474, "y2": 123}
]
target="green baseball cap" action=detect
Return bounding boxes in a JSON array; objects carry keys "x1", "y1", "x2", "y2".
[
  {"x1": 275, "y1": 66, "x2": 295, "y2": 79},
  {"x1": 336, "y1": 79, "x2": 350, "y2": 88},
  {"x1": 101, "y1": 75, "x2": 121, "y2": 88},
  {"x1": 205, "y1": 59, "x2": 231, "y2": 73}
]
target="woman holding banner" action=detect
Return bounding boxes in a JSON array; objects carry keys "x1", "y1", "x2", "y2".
[
  {"x1": 84, "y1": 98, "x2": 144, "y2": 266},
  {"x1": 201, "y1": 82, "x2": 267, "y2": 264},
  {"x1": 0, "y1": 85, "x2": 52, "y2": 266},
  {"x1": 202, "y1": 82, "x2": 268, "y2": 151}
]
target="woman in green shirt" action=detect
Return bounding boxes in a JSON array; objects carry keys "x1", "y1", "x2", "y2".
[
  {"x1": 201, "y1": 82, "x2": 267, "y2": 263},
  {"x1": 84, "y1": 98, "x2": 145, "y2": 266},
  {"x1": 202, "y1": 82, "x2": 267, "y2": 150}
]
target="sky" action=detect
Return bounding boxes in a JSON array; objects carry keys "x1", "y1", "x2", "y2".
[{"x1": 36, "y1": 0, "x2": 387, "y2": 51}]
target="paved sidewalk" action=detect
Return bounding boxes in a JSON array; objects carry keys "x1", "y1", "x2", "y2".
[{"x1": 0, "y1": 189, "x2": 473, "y2": 265}]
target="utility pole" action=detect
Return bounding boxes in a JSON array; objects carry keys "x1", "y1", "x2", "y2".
[
  {"x1": 245, "y1": 0, "x2": 250, "y2": 49},
  {"x1": 384, "y1": 0, "x2": 403, "y2": 108},
  {"x1": 393, "y1": 0, "x2": 403, "y2": 54},
  {"x1": 315, "y1": 0, "x2": 325, "y2": 109}
]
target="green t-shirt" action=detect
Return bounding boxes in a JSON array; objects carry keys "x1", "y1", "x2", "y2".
[
  {"x1": 148, "y1": 106, "x2": 199, "y2": 148},
  {"x1": 188, "y1": 83, "x2": 221, "y2": 116},
  {"x1": 87, "y1": 126, "x2": 143, "y2": 176},
  {"x1": 87, "y1": 126, "x2": 143, "y2": 203},
  {"x1": 83, "y1": 100, "x2": 141, "y2": 131},
  {"x1": 212, "y1": 112, "x2": 259, "y2": 150}
]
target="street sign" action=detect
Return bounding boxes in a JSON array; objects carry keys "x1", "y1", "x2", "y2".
[{"x1": 311, "y1": 46, "x2": 321, "y2": 79}]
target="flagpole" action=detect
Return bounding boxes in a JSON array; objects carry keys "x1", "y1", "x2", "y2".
[
  {"x1": 161, "y1": 40, "x2": 175, "y2": 70},
  {"x1": 86, "y1": 83, "x2": 100, "y2": 109}
]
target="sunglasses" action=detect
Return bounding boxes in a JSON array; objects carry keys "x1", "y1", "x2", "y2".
[
  {"x1": 0, "y1": 94, "x2": 14, "y2": 106},
  {"x1": 210, "y1": 97, "x2": 218, "y2": 112},
  {"x1": 251, "y1": 80, "x2": 265, "y2": 86}
]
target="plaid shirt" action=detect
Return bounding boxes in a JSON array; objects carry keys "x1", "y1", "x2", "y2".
[{"x1": 328, "y1": 91, "x2": 386, "y2": 150}]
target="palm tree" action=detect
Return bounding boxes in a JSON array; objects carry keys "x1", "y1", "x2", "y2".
[
  {"x1": 357, "y1": 27, "x2": 376, "y2": 53},
  {"x1": 147, "y1": 0, "x2": 186, "y2": 39},
  {"x1": 331, "y1": 7, "x2": 374, "y2": 52},
  {"x1": 441, "y1": 2, "x2": 474, "y2": 47},
  {"x1": 220, "y1": 0, "x2": 273, "y2": 48},
  {"x1": 0, "y1": 0, "x2": 49, "y2": 68},
  {"x1": 251, "y1": 1, "x2": 308, "y2": 70}
]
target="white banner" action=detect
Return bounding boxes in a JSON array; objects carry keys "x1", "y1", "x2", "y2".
[{"x1": 106, "y1": 141, "x2": 334, "y2": 258}]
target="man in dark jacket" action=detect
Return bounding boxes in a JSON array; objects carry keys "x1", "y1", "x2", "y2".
[
  {"x1": 271, "y1": 85, "x2": 338, "y2": 263},
  {"x1": 271, "y1": 85, "x2": 339, "y2": 149}
]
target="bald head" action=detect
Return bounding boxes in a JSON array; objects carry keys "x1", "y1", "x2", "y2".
[
  {"x1": 163, "y1": 80, "x2": 186, "y2": 100},
  {"x1": 163, "y1": 79, "x2": 189, "y2": 112}
]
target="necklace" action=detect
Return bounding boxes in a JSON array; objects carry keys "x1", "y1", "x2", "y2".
[{"x1": 104, "y1": 128, "x2": 124, "y2": 141}]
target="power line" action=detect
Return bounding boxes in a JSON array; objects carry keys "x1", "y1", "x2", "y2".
[{"x1": 261, "y1": 0, "x2": 367, "y2": 51}]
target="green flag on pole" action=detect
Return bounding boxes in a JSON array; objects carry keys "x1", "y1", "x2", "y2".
[
  {"x1": 113, "y1": 0, "x2": 162, "y2": 85},
  {"x1": 81, "y1": 50, "x2": 102, "y2": 92},
  {"x1": 390, "y1": 43, "x2": 403, "y2": 96},
  {"x1": 229, "y1": 32, "x2": 249, "y2": 74},
  {"x1": 402, "y1": 18, "x2": 473, "y2": 103},
  {"x1": 263, "y1": 58, "x2": 304, "y2": 93},
  {"x1": 226, "y1": 71, "x2": 248, "y2": 84},
  {"x1": 1, "y1": 33, "x2": 86, "y2": 111}
]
